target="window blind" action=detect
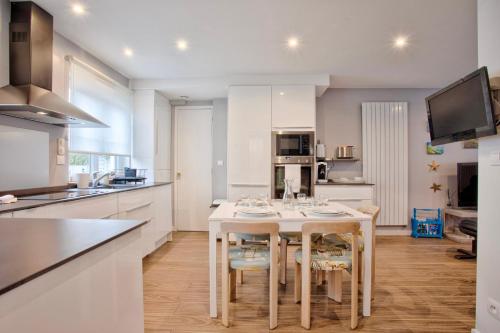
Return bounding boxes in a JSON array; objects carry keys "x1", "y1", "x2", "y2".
[{"x1": 68, "y1": 58, "x2": 132, "y2": 156}]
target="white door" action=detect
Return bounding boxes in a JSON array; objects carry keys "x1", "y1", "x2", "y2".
[{"x1": 175, "y1": 106, "x2": 213, "y2": 231}]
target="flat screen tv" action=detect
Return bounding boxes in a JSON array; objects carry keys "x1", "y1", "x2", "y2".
[
  {"x1": 426, "y1": 67, "x2": 497, "y2": 145},
  {"x1": 457, "y1": 162, "x2": 478, "y2": 209}
]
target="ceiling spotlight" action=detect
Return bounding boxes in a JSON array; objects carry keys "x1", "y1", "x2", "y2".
[
  {"x1": 71, "y1": 3, "x2": 86, "y2": 15},
  {"x1": 124, "y1": 48, "x2": 133, "y2": 57},
  {"x1": 287, "y1": 36, "x2": 300, "y2": 49},
  {"x1": 176, "y1": 39, "x2": 189, "y2": 51},
  {"x1": 393, "y1": 36, "x2": 409, "y2": 49},
  {"x1": 36, "y1": 111, "x2": 48, "y2": 115},
  {"x1": 279, "y1": 92, "x2": 285, "y2": 96}
]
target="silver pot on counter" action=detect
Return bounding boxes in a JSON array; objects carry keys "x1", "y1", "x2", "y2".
[{"x1": 336, "y1": 145, "x2": 355, "y2": 159}]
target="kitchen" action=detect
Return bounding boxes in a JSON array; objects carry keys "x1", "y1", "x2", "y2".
[{"x1": 0, "y1": 1, "x2": 497, "y2": 332}]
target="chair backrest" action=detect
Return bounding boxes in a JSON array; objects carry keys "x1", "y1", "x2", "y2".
[
  {"x1": 358, "y1": 205, "x2": 380, "y2": 224},
  {"x1": 302, "y1": 221, "x2": 360, "y2": 238},
  {"x1": 221, "y1": 222, "x2": 279, "y2": 236}
]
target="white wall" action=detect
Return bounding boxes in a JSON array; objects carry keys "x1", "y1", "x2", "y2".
[
  {"x1": 476, "y1": 0, "x2": 500, "y2": 332},
  {"x1": 317, "y1": 88, "x2": 478, "y2": 226},
  {"x1": 0, "y1": 0, "x2": 129, "y2": 188},
  {"x1": 212, "y1": 98, "x2": 228, "y2": 199}
]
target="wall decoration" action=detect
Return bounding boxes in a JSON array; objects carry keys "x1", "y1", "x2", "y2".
[
  {"x1": 463, "y1": 139, "x2": 478, "y2": 149},
  {"x1": 430, "y1": 183, "x2": 442, "y2": 193},
  {"x1": 426, "y1": 142, "x2": 444, "y2": 155},
  {"x1": 428, "y1": 160, "x2": 440, "y2": 172}
]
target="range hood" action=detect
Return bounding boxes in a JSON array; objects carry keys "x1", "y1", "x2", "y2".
[{"x1": 0, "y1": 1, "x2": 107, "y2": 128}]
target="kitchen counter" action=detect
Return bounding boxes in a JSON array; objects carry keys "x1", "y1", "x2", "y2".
[
  {"x1": 0, "y1": 218, "x2": 146, "y2": 296},
  {"x1": 315, "y1": 180, "x2": 374, "y2": 186},
  {"x1": 0, "y1": 182, "x2": 172, "y2": 214}
]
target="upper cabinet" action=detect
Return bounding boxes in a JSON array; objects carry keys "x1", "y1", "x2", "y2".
[
  {"x1": 271, "y1": 85, "x2": 316, "y2": 129},
  {"x1": 227, "y1": 86, "x2": 272, "y2": 200},
  {"x1": 133, "y1": 90, "x2": 172, "y2": 182}
]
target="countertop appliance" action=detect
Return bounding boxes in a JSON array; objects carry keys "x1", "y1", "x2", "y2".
[
  {"x1": 0, "y1": 2, "x2": 106, "y2": 128},
  {"x1": 336, "y1": 145, "x2": 355, "y2": 159},
  {"x1": 316, "y1": 143, "x2": 326, "y2": 161},
  {"x1": 316, "y1": 162, "x2": 328, "y2": 183},
  {"x1": 272, "y1": 131, "x2": 314, "y2": 164},
  {"x1": 426, "y1": 66, "x2": 497, "y2": 145}
]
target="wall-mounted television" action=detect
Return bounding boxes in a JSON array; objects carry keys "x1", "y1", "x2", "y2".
[{"x1": 426, "y1": 67, "x2": 497, "y2": 145}]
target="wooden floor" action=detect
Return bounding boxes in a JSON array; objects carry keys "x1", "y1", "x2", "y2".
[{"x1": 143, "y1": 232, "x2": 476, "y2": 333}]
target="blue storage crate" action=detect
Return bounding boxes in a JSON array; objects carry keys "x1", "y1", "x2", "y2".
[{"x1": 411, "y1": 208, "x2": 443, "y2": 238}]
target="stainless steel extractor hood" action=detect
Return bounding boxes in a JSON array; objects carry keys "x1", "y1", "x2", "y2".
[{"x1": 0, "y1": 1, "x2": 107, "y2": 128}]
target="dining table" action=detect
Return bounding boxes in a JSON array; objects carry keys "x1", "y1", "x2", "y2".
[{"x1": 208, "y1": 200, "x2": 374, "y2": 318}]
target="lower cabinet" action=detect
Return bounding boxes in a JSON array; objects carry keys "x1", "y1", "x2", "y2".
[
  {"x1": 0, "y1": 212, "x2": 12, "y2": 218},
  {"x1": 11, "y1": 184, "x2": 173, "y2": 258},
  {"x1": 314, "y1": 185, "x2": 374, "y2": 209}
]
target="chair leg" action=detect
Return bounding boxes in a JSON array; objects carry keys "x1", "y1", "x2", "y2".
[
  {"x1": 358, "y1": 252, "x2": 363, "y2": 285},
  {"x1": 316, "y1": 270, "x2": 323, "y2": 286},
  {"x1": 236, "y1": 238, "x2": 244, "y2": 284},
  {"x1": 328, "y1": 270, "x2": 342, "y2": 303},
  {"x1": 294, "y1": 262, "x2": 301, "y2": 303},
  {"x1": 301, "y1": 237, "x2": 312, "y2": 329},
  {"x1": 321, "y1": 270, "x2": 326, "y2": 284},
  {"x1": 351, "y1": 249, "x2": 359, "y2": 329},
  {"x1": 230, "y1": 269, "x2": 237, "y2": 302},
  {"x1": 280, "y1": 238, "x2": 288, "y2": 285}
]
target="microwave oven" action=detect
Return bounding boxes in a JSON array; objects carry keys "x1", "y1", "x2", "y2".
[{"x1": 272, "y1": 131, "x2": 314, "y2": 158}]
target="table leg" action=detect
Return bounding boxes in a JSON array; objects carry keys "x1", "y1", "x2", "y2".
[
  {"x1": 361, "y1": 221, "x2": 372, "y2": 316},
  {"x1": 209, "y1": 223, "x2": 218, "y2": 318}
]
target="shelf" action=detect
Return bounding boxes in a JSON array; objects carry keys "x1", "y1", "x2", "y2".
[{"x1": 322, "y1": 158, "x2": 360, "y2": 162}]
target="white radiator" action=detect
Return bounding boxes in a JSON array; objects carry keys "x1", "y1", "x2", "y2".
[{"x1": 362, "y1": 102, "x2": 408, "y2": 226}]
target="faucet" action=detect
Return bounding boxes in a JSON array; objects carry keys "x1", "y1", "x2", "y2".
[{"x1": 92, "y1": 171, "x2": 116, "y2": 188}]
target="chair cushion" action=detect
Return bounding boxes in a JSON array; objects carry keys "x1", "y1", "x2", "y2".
[
  {"x1": 295, "y1": 246, "x2": 352, "y2": 271},
  {"x1": 235, "y1": 233, "x2": 270, "y2": 242},
  {"x1": 322, "y1": 233, "x2": 365, "y2": 252},
  {"x1": 229, "y1": 245, "x2": 270, "y2": 271}
]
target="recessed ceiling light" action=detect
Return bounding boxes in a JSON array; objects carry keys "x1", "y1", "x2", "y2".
[
  {"x1": 279, "y1": 92, "x2": 285, "y2": 96},
  {"x1": 287, "y1": 36, "x2": 300, "y2": 49},
  {"x1": 123, "y1": 48, "x2": 133, "y2": 57},
  {"x1": 36, "y1": 111, "x2": 48, "y2": 115},
  {"x1": 176, "y1": 39, "x2": 189, "y2": 51},
  {"x1": 71, "y1": 3, "x2": 86, "y2": 15},
  {"x1": 393, "y1": 36, "x2": 409, "y2": 49}
]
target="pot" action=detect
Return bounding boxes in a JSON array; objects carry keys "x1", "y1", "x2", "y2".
[{"x1": 336, "y1": 145, "x2": 355, "y2": 159}]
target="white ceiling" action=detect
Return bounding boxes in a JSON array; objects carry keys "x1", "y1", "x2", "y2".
[{"x1": 31, "y1": 0, "x2": 477, "y2": 99}]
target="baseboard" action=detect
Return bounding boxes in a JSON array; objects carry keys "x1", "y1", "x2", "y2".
[{"x1": 376, "y1": 227, "x2": 411, "y2": 236}]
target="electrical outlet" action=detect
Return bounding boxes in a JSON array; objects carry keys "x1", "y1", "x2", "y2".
[{"x1": 488, "y1": 297, "x2": 500, "y2": 321}]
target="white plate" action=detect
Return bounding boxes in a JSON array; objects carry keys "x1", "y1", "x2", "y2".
[
  {"x1": 308, "y1": 208, "x2": 345, "y2": 216},
  {"x1": 236, "y1": 207, "x2": 276, "y2": 217}
]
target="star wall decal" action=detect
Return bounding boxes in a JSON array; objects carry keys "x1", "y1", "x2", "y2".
[
  {"x1": 428, "y1": 160, "x2": 440, "y2": 172},
  {"x1": 430, "y1": 183, "x2": 442, "y2": 192}
]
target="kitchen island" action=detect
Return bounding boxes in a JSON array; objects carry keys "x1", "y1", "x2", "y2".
[{"x1": 0, "y1": 218, "x2": 146, "y2": 333}]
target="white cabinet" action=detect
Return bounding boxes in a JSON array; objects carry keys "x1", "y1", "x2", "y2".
[
  {"x1": 0, "y1": 212, "x2": 12, "y2": 218},
  {"x1": 133, "y1": 90, "x2": 172, "y2": 182},
  {"x1": 227, "y1": 86, "x2": 272, "y2": 200},
  {"x1": 271, "y1": 85, "x2": 315, "y2": 129},
  {"x1": 154, "y1": 184, "x2": 173, "y2": 247},
  {"x1": 12, "y1": 205, "x2": 55, "y2": 218},
  {"x1": 314, "y1": 185, "x2": 374, "y2": 209}
]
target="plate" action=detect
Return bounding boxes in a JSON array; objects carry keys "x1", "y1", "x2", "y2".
[
  {"x1": 308, "y1": 208, "x2": 345, "y2": 216},
  {"x1": 236, "y1": 207, "x2": 276, "y2": 217}
]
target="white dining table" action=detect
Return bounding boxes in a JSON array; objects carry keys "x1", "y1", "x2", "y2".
[{"x1": 208, "y1": 201, "x2": 374, "y2": 318}]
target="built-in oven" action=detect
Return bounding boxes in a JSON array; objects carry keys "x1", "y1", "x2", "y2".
[
  {"x1": 272, "y1": 157, "x2": 313, "y2": 199},
  {"x1": 272, "y1": 131, "x2": 314, "y2": 158}
]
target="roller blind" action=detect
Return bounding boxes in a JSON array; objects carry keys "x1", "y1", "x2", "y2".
[{"x1": 68, "y1": 59, "x2": 132, "y2": 156}]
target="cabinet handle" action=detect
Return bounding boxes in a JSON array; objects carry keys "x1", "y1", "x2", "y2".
[{"x1": 124, "y1": 202, "x2": 153, "y2": 213}]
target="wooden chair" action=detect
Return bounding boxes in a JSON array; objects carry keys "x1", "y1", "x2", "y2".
[
  {"x1": 322, "y1": 205, "x2": 380, "y2": 296},
  {"x1": 220, "y1": 222, "x2": 279, "y2": 329},
  {"x1": 295, "y1": 221, "x2": 360, "y2": 330}
]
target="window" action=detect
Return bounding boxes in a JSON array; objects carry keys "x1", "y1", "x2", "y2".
[{"x1": 67, "y1": 57, "x2": 133, "y2": 180}]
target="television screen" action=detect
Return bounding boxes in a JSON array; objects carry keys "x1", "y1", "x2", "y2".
[
  {"x1": 457, "y1": 163, "x2": 478, "y2": 208},
  {"x1": 426, "y1": 67, "x2": 497, "y2": 145}
]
